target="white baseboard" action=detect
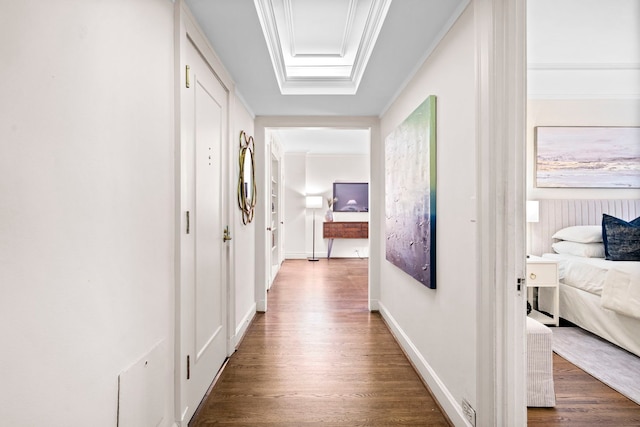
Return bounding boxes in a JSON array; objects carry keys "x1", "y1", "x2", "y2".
[
  {"x1": 378, "y1": 302, "x2": 471, "y2": 427},
  {"x1": 369, "y1": 298, "x2": 379, "y2": 311},
  {"x1": 285, "y1": 252, "x2": 329, "y2": 259},
  {"x1": 234, "y1": 303, "x2": 257, "y2": 348},
  {"x1": 285, "y1": 252, "x2": 370, "y2": 260},
  {"x1": 285, "y1": 252, "x2": 307, "y2": 259}
]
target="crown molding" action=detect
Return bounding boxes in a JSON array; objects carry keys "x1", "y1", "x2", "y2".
[
  {"x1": 528, "y1": 62, "x2": 640, "y2": 70},
  {"x1": 254, "y1": 0, "x2": 392, "y2": 95}
]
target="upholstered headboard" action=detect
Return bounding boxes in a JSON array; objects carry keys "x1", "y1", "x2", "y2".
[{"x1": 529, "y1": 199, "x2": 640, "y2": 256}]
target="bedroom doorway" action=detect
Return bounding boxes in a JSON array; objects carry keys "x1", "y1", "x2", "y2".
[{"x1": 525, "y1": 0, "x2": 640, "y2": 423}]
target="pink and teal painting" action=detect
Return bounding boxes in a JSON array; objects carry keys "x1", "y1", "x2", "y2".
[
  {"x1": 536, "y1": 126, "x2": 640, "y2": 188},
  {"x1": 385, "y1": 96, "x2": 437, "y2": 289}
]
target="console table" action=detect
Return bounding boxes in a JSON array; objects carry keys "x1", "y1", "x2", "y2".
[{"x1": 322, "y1": 221, "x2": 368, "y2": 258}]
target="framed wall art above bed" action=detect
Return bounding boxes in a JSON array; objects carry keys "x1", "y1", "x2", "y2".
[{"x1": 535, "y1": 126, "x2": 640, "y2": 189}]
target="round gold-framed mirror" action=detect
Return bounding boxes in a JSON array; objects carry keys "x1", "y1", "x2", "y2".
[{"x1": 238, "y1": 131, "x2": 256, "y2": 224}]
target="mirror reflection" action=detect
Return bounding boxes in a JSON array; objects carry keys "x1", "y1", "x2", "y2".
[{"x1": 238, "y1": 131, "x2": 256, "y2": 224}]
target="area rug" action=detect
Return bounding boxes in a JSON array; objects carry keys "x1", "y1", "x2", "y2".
[{"x1": 551, "y1": 326, "x2": 640, "y2": 405}]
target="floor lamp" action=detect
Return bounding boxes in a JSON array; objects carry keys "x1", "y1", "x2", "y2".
[{"x1": 305, "y1": 196, "x2": 323, "y2": 262}]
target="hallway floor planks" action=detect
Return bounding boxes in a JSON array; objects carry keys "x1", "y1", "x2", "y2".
[
  {"x1": 528, "y1": 353, "x2": 640, "y2": 426},
  {"x1": 189, "y1": 259, "x2": 450, "y2": 426},
  {"x1": 189, "y1": 258, "x2": 640, "y2": 426}
]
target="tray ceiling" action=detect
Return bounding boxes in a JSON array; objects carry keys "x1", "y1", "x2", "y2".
[
  {"x1": 184, "y1": 0, "x2": 469, "y2": 116},
  {"x1": 254, "y1": 0, "x2": 392, "y2": 94}
]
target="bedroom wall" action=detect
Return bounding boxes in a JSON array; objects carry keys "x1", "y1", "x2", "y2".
[
  {"x1": 378, "y1": 3, "x2": 476, "y2": 425},
  {"x1": 283, "y1": 153, "x2": 370, "y2": 259},
  {"x1": 232, "y1": 98, "x2": 257, "y2": 344},
  {"x1": 527, "y1": 0, "x2": 640, "y2": 202},
  {"x1": 0, "y1": 1, "x2": 176, "y2": 426},
  {"x1": 527, "y1": 99, "x2": 640, "y2": 201}
]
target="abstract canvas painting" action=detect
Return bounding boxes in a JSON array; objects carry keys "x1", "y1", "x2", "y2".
[
  {"x1": 536, "y1": 126, "x2": 640, "y2": 188},
  {"x1": 385, "y1": 96, "x2": 437, "y2": 289}
]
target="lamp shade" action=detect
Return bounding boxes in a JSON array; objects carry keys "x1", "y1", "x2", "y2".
[
  {"x1": 305, "y1": 196, "x2": 323, "y2": 209},
  {"x1": 526, "y1": 200, "x2": 539, "y2": 223}
]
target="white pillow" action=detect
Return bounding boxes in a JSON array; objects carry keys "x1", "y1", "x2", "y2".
[
  {"x1": 552, "y1": 225, "x2": 602, "y2": 243},
  {"x1": 552, "y1": 241, "x2": 605, "y2": 258}
]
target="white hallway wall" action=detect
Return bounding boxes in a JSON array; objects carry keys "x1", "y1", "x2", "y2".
[
  {"x1": 231, "y1": 99, "x2": 257, "y2": 344},
  {"x1": 0, "y1": 0, "x2": 176, "y2": 426},
  {"x1": 378, "y1": 3, "x2": 477, "y2": 425},
  {"x1": 283, "y1": 152, "x2": 307, "y2": 257},
  {"x1": 283, "y1": 153, "x2": 370, "y2": 259}
]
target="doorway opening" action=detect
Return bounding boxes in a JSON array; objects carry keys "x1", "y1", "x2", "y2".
[
  {"x1": 268, "y1": 127, "x2": 371, "y2": 299},
  {"x1": 254, "y1": 119, "x2": 379, "y2": 314}
]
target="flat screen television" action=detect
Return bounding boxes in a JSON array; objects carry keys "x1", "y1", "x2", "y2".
[{"x1": 332, "y1": 182, "x2": 368, "y2": 212}]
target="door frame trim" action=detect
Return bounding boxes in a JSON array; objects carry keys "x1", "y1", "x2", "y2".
[
  {"x1": 174, "y1": 2, "x2": 236, "y2": 425},
  {"x1": 253, "y1": 117, "x2": 380, "y2": 313},
  {"x1": 474, "y1": 0, "x2": 527, "y2": 425}
]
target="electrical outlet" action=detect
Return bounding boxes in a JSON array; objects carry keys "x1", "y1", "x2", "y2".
[{"x1": 462, "y1": 398, "x2": 476, "y2": 426}]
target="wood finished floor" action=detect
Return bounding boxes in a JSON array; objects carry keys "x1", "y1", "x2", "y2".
[
  {"x1": 528, "y1": 353, "x2": 640, "y2": 426},
  {"x1": 189, "y1": 259, "x2": 450, "y2": 426},
  {"x1": 189, "y1": 258, "x2": 640, "y2": 426}
]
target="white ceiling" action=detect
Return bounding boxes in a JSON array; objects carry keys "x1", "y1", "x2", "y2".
[
  {"x1": 254, "y1": 0, "x2": 392, "y2": 95},
  {"x1": 184, "y1": 0, "x2": 469, "y2": 116},
  {"x1": 184, "y1": 0, "x2": 639, "y2": 154}
]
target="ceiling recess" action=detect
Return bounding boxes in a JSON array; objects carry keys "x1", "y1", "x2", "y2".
[{"x1": 254, "y1": 0, "x2": 392, "y2": 95}]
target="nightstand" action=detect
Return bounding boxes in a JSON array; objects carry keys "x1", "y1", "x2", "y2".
[{"x1": 526, "y1": 255, "x2": 559, "y2": 326}]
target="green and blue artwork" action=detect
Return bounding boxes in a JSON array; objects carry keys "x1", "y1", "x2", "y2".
[{"x1": 384, "y1": 95, "x2": 437, "y2": 289}]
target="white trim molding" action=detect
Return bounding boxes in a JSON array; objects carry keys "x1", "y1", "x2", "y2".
[
  {"x1": 174, "y1": 1, "x2": 236, "y2": 424},
  {"x1": 253, "y1": 0, "x2": 392, "y2": 94},
  {"x1": 379, "y1": 302, "x2": 471, "y2": 427},
  {"x1": 528, "y1": 63, "x2": 640, "y2": 100},
  {"x1": 234, "y1": 303, "x2": 257, "y2": 349},
  {"x1": 475, "y1": 0, "x2": 527, "y2": 425},
  {"x1": 528, "y1": 62, "x2": 640, "y2": 71},
  {"x1": 254, "y1": 116, "x2": 380, "y2": 314}
]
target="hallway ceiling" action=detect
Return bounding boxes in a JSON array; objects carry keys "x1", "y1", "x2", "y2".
[
  {"x1": 254, "y1": 0, "x2": 392, "y2": 95},
  {"x1": 184, "y1": 0, "x2": 469, "y2": 116}
]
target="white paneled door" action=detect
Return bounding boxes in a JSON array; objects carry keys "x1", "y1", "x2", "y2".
[{"x1": 179, "y1": 39, "x2": 228, "y2": 424}]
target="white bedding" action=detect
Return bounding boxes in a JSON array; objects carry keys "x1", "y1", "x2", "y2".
[
  {"x1": 601, "y1": 262, "x2": 640, "y2": 320},
  {"x1": 541, "y1": 253, "x2": 614, "y2": 296},
  {"x1": 540, "y1": 253, "x2": 640, "y2": 356},
  {"x1": 542, "y1": 254, "x2": 640, "y2": 318}
]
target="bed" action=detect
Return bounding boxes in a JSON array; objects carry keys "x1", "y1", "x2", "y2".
[{"x1": 530, "y1": 199, "x2": 640, "y2": 357}]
